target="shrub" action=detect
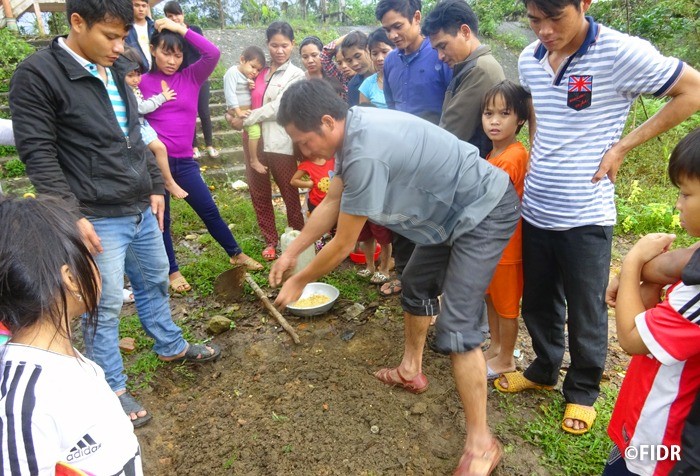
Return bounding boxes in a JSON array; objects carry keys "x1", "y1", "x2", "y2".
[
  {"x1": 590, "y1": 0, "x2": 699, "y2": 67},
  {"x1": 0, "y1": 30, "x2": 34, "y2": 93},
  {"x1": 2, "y1": 158, "x2": 26, "y2": 178}
]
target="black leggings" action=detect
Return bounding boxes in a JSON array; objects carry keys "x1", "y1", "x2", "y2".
[{"x1": 193, "y1": 80, "x2": 213, "y2": 148}]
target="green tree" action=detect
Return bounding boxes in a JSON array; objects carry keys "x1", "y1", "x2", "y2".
[{"x1": 590, "y1": 0, "x2": 699, "y2": 66}]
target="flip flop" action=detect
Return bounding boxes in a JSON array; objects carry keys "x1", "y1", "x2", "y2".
[
  {"x1": 453, "y1": 438, "x2": 503, "y2": 476},
  {"x1": 561, "y1": 403, "x2": 597, "y2": 435},
  {"x1": 357, "y1": 269, "x2": 372, "y2": 278},
  {"x1": 162, "y1": 342, "x2": 221, "y2": 363},
  {"x1": 380, "y1": 279, "x2": 402, "y2": 297},
  {"x1": 262, "y1": 246, "x2": 277, "y2": 261},
  {"x1": 122, "y1": 287, "x2": 134, "y2": 303},
  {"x1": 169, "y1": 276, "x2": 191, "y2": 293},
  {"x1": 374, "y1": 367, "x2": 429, "y2": 394},
  {"x1": 494, "y1": 371, "x2": 554, "y2": 393},
  {"x1": 118, "y1": 391, "x2": 152, "y2": 428}
]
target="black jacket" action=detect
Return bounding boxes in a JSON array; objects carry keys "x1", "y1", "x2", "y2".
[
  {"x1": 9, "y1": 37, "x2": 164, "y2": 218},
  {"x1": 125, "y1": 17, "x2": 155, "y2": 70}
]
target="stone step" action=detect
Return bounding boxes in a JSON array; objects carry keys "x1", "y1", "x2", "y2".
[
  {"x1": 1, "y1": 128, "x2": 243, "y2": 167},
  {"x1": 0, "y1": 146, "x2": 247, "y2": 195},
  {"x1": 0, "y1": 88, "x2": 226, "y2": 108}
]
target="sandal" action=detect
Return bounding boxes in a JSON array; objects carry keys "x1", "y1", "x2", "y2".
[
  {"x1": 262, "y1": 246, "x2": 277, "y2": 261},
  {"x1": 207, "y1": 146, "x2": 220, "y2": 158},
  {"x1": 169, "y1": 275, "x2": 191, "y2": 293},
  {"x1": 561, "y1": 403, "x2": 597, "y2": 435},
  {"x1": 380, "y1": 279, "x2": 402, "y2": 297},
  {"x1": 357, "y1": 268, "x2": 372, "y2": 278},
  {"x1": 118, "y1": 391, "x2": 152, "y2": 428},
  {"x1": 230, "y1": 253, "x2": 263, "y2": 271},
  {"x1": 494, "y1": 371, "x2": 554, "y2": 393},
  {"x1": 453, "y1": 438, "x2": 503, "y2": 476},
  {"x1": 161, "y1": 342, "x2": 221, "y2": 363},
  {"x1": 370, "y1": 271, "x2": 390, "y2": 284},
  {"x1": 374, "y1": 367, "x2": 429, "y2": 394}
]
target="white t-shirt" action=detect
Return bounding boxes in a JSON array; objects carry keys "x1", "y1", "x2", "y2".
[
  {"x1": 133, "y1": 22, "x2": 151, "y2": 68},
  {"x1": 0, "y1": 118, "x2": 13, "y2": 146},
  {"x1": 0, "y1": 344, "x2": 143, "y2": 475}
]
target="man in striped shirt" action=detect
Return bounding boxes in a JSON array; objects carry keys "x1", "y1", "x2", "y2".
[{"x1": 495, "y1": 0, "x2": 700, "y2": 436}]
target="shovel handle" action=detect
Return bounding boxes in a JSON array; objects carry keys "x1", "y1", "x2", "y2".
[{"x1": 245, "y1": 274, "x2": 301, "y2": 344}]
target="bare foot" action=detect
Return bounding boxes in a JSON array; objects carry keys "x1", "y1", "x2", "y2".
[
  {"x1": 166, "y1": 181, "x2": 189, "y2": 199},
  {"x1": 250, "y1": 159, "x2": 268, "y2": 174},
  {"x1": 486, "y1": 356, "x2": 515, "y2": 375},
  {"x1": 483, "y1": 345, "x2": 500, "y2": 361}
]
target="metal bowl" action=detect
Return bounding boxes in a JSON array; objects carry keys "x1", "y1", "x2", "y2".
[{"x1": 286, "y1": 282, "x2": 340, "y2": 317}]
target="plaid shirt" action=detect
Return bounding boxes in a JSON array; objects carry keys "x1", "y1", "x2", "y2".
[{"x1": 321, "y1": 40, "x2": 348, "y2": 100}]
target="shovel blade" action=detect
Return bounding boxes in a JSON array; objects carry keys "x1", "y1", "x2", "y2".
[{"x1": 214, "y1": 266, "x2": 247, "y2": 302}]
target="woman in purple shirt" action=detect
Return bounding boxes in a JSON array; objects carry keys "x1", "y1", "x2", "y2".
[{"x1": 140, "y1": 18, "x2": 262, "y2": 293}]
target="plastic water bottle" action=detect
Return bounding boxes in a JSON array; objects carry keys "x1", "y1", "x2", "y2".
[{"x1": 280, "y1": 227, "x2": 316, "y2": 275}]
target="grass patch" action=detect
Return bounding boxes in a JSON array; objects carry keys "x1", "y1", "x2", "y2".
[
  {"x1": 322, "y1": 267, "x2": 379, "y2": 302},
  {"x1": 497, "y1": 385, "x2": 616, "y2": 476},
  {"x1": 119, "y1": 313, "x2": 164, "y2": 389}
]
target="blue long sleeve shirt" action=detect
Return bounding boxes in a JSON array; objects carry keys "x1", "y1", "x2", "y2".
[{"x1": 383, "y1": 37, "x2": 452, "y2": 123}]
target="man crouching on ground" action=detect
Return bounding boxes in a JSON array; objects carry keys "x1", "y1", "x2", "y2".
[{"x1": 270, "y1": 78, "x2": 519, "y2": 476}]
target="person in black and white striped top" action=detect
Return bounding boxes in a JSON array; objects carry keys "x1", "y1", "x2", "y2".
[{"x1": 0, "y1": 195, "x2": 142, "y2": 475}]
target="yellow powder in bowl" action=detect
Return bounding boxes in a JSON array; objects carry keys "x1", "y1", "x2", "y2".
[{"x1": 291, "y1": 294, "x2": 332, "y2": 308}]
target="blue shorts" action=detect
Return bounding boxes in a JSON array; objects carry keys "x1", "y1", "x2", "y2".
[{"x1": 140, "y1": 120, "x2": 158, "y2": 145}]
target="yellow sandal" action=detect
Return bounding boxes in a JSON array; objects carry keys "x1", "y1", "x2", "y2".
[
  {"x1": 494, "y1": 371, "x2": 555, "y2": 393},
  {"x1": 561, "y1": 403, "x2": 596, "y2": 435}
]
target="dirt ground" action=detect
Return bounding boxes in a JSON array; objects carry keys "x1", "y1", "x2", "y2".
[{"x1": 127, "y1": 253, "x2": 631, "y2": 476}]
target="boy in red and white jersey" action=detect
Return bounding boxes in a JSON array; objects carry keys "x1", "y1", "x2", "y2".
[{"x1": 605, "y1": 128, "x2": 700, "y2": 476}]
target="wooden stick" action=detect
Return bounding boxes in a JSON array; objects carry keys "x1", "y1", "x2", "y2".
[{"x1": 245, "y1": 274, "x2": 301, "y2": 344}]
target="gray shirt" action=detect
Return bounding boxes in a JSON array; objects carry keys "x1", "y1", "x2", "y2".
[
  {"x1": 337, "y1": 107, "x2": 509, "y2": 245},
  {"x1": 223, "y1": 67, "x2": 251, "y2": 109}
]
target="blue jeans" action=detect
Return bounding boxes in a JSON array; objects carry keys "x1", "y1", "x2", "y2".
[
  {"x1": 82, "y1": 211, "x2": 187, "y2": 392},
  {"x1": 163, "y1": 157, "x2": 242, "y2": 275}
]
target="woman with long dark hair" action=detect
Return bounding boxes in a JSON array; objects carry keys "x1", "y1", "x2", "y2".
[{"x1": 141, "y1": 18, "x2": 262, "y2": 293}]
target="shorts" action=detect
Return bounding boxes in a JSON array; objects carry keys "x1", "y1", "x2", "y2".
[
  {"x1": 357, "y1": 222, "x2": 392, "y2": 245},
  {"x1": 244, "y1": 123, "x2": 261, "y2": 140},
  {"x1": 140, "y1": 120, "x2": 158, "y2": 146},
  {"x1": 486, "y1": 262, "x2": 523, "y2": 318},
  {"x1": 401, "y1": 184, "x2": 520, "y2": 354}
]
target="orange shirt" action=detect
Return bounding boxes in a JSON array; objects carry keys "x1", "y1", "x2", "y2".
[{"x1": 487, "y1": 142, "x2": 528, "y2": 264}]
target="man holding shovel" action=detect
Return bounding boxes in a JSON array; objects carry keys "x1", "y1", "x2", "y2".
[{"x1": 270, "y1": 78, "x2": 519, "y2": 476}]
